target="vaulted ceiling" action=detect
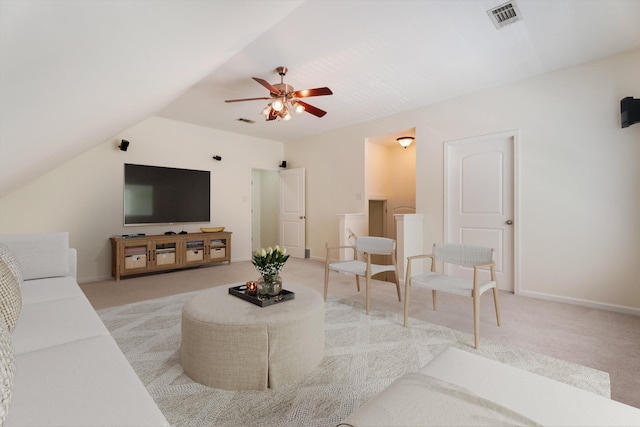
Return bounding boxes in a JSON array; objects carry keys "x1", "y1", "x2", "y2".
[{"x1": 2, "y1": 0, "x2": 639, "y2": 197}]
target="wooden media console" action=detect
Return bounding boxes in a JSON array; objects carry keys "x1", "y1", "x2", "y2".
[{"x1": 110, "y1": 231, "x2": 231, "y2": 280}]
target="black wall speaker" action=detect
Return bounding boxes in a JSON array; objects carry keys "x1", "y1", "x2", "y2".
[
  {"x1": 119, "y1": 140, "x2": 130, "y2": 151},
  {"x1": 621, "y1": 97, "x2": 640, "y2": 128}
]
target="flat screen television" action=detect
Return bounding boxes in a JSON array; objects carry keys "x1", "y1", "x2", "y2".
[{"x1": 124, "y1": 163, "x2": 211, "y2": 226}]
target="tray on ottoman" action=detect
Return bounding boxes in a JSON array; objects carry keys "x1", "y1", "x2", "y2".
[{"x1": 228, "y1": 285, "x2": 295, "y2": 307}]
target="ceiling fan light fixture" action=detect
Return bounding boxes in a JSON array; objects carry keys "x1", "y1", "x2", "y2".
[
  {"x1": 272, "y1": 98, "x2": 285, "y2": 112},
  {"x1": 281, "y1": 107, "x2": 292, "y2": 121},
  {"x1": 397, "y1": 136, "x2": 414, "y2": 148},
  {"x1": 292, "y1": 101, "x2": 305, "y2": 114},
  {"x1": 261, "y1": 105, "x2": 272, "y2": 116}
]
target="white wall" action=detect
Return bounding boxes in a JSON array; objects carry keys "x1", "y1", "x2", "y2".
[
  {"x1": 365, "y1": 142, "x2": 390, "y2": 199},
  {"x1": 286, "y1": 49, "x2": 640, "y2": 312},
  {"x1": 0, "y1": 116, "x2": 284, "y2": 282},
  {"x1": 0, "y1": 50, "x2": 637, "y2": 312},
  {"x1": 284, "y1": 128, "x2": 368, "y2": 259}
]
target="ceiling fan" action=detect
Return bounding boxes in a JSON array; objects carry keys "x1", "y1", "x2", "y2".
[{"x1": 225, "y1": 66, "x2": 333, "y2": 121}]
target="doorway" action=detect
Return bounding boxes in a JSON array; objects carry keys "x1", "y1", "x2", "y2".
[
  {"x1": 251, "y1": 167, "x2": 306, "y2": 258},
  {"x1": 369, "y1": 199, "x2": 395, "y2": 282},
  {"x1": 368, "y1": 199, "x2": 387, "y2": 238},
  {"x1": 251, "y1": 169, "x2": 279, "y2": 251}
]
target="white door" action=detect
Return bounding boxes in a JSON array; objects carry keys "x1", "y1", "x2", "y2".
[
  {"x1": 279, "y1": 168, "x2": 306, "y2": 258},
  {"x1": 445, "y1": 131, "x2": 517, "y2": 292}
]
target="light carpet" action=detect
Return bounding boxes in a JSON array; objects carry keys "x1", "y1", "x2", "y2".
[{"x1": 97, "y1": 288, "x2": 611, "y2": 427}]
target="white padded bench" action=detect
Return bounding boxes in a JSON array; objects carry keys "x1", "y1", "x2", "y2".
[{"x1": 341, "y1": 347, "x2": 640, "y2": 426}]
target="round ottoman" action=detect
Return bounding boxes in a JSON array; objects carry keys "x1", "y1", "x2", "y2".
[{"x1": 180, "y1": 283, "x2": 324, "y2": 390}]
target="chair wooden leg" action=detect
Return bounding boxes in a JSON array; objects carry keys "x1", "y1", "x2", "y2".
[
  {"x1": 394, "y1": 276, "x2": 401, "y2": 302},
  {"x1": 492, "y1": 287, "x2": 501, "y2": 326},
  {"x1": 323, "y1": 266, "x2": 329, "y2": 302},
  {"x1": 432, "y1": 290, "x2": 437, "y2": 311},
  {"x1": 355, "y1": 275, "x2": 361, "y2": 292},
  {"x1": 403, "y1": 281, "x2": 410, "y2": 327},
  {"x1": 365, "y1": 276, "x2": 371, "y2": 315},
  {"x1": 473, "y1": 292, "x2": 480, "y2": 349}
]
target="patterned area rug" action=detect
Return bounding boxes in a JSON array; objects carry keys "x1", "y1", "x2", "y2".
[{"x1": 97, "y1": 289, "x2": 610, "y2": 427}]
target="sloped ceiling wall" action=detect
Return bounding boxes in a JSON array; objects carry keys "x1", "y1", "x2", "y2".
[
  {"x1": 3, "y1": 0, "x2": 640, "y2": 199},
  {"x1": 0, "y1": 0, "x2": 302, "y2": 197}
]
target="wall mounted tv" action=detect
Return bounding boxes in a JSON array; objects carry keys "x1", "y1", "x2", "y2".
[{"x1": 124, "y1": 163, "x2": 211, "y2": 226}]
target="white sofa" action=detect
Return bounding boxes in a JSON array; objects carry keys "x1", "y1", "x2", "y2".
[
  {"x1": 341, "y1": 346, "x2": 640, "y2": 426},
  {"x1": 0, "y1": 232, "x2": 168, "y2": 426}
]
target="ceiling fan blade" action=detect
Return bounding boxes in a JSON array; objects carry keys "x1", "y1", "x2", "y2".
[
  {"x1": 225, "y1": 97, "x2": 271, "y2": 103},
  {"x1": 296, "y1": 100, "x2": 327, "y2": 117},
  {"x1": 253, "y1": 77, "x2": 281, "y2": 95},
  {"x1": 292, "y1": 87, "x2": 333, "y2": 98}
]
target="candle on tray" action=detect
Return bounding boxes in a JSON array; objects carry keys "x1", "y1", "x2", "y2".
[{"x1": 246, "y1": 281, "x2": 258, "y2": 296}]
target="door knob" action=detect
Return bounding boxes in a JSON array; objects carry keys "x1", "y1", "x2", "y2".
[{"x1": 506, "y1": 220, "x2": 513, "y2": 225}]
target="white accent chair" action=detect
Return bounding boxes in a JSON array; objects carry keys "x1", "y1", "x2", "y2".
[
  {"x1": 324, "y1": 236, "x2": 401, "y2": 314},
  {"x1": 403, "y1": 243, "x2": 501, "y2": 349}
]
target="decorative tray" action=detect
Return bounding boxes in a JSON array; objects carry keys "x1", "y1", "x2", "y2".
[{"x1": 228, "y1": 285, "x2": 295, "y2": 307}]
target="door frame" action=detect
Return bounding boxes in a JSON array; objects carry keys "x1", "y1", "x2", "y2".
[{"x1": 443, "y1": 130, "x2": 521, "y2": 294}]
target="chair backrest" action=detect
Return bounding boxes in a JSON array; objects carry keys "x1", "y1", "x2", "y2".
[
  {"x1": 433, "y1": 243, "x2": 493, "y2": 267},
  {"x1": 356, "y1": 236, "x2": 396, "y2": 255}
]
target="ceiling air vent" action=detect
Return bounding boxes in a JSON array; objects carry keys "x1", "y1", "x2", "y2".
[
  {"x1": 487, "y1": 1, "x2": 522, "y2": 29},
  {"x1": 237, "y1": 118, "x2": 255, "y2": 124}
]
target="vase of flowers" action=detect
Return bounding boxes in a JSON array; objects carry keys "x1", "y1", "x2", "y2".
[
  {"x1": 252, "y1": 245, "x2": 289, "y2": 297},
  {"x1": 257, "y1": 275, "x2": 282, "y2": 297}
]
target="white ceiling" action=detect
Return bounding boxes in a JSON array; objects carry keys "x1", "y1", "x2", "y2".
[{"x1": 2, "y1": 0, "x2": 640, "y2": 197}]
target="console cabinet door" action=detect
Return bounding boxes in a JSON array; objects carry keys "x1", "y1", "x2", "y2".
[
  {"x1": 150, "y1": 237, "x2": 182, "y2": 271},
  {"x1": 208, "y1": 236, "x2": 228, "y2": 262},
  {"x1": 184, "y1": 237, "x2": 207, "y2": 266},
  {"x1": 118, "y1": 240, "x2": 152, "y2": 275}
]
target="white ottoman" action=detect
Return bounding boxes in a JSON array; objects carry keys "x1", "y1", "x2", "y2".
[{"x1": 180, "y1": 283, "x2": 324, "y2": 390}]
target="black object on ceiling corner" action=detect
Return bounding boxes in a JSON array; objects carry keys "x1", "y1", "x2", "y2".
[
  {"x1": 119, "y1": 140, "x2": 130, "y2": 151},
  {"x1": 279, "y1": 161, "x2": 287, "y2": 168},
  {"x1": 213, "y1": 155, "x2": 222, "y2": 161},
  {"x1": 621, "y1": 97, "x2": 640, "y2": 128}
]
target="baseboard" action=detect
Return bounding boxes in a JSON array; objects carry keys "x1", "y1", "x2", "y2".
[{"x1": 517, "y1": 289, "x2": 640, "y2": 316}]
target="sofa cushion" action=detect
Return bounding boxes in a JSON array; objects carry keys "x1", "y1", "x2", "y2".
[
  {"x1": 7, "y1": 335, "x2": 169, "y2": 426},
  {"x1": 0, "y1": 319, "x2": 15, "y2": 426},
  {"x1": 19, "y1": 276, "x2": 85, "y2": 305},
  {"x1": 0, "y1": 233, "x2": 69, "y2": 280},
  {"x1": 11, "y1": 296, "x2": 110, "y2": 355},
  {"x1": 0, "y1": 244, "x2": 22, "y2": 330}
]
